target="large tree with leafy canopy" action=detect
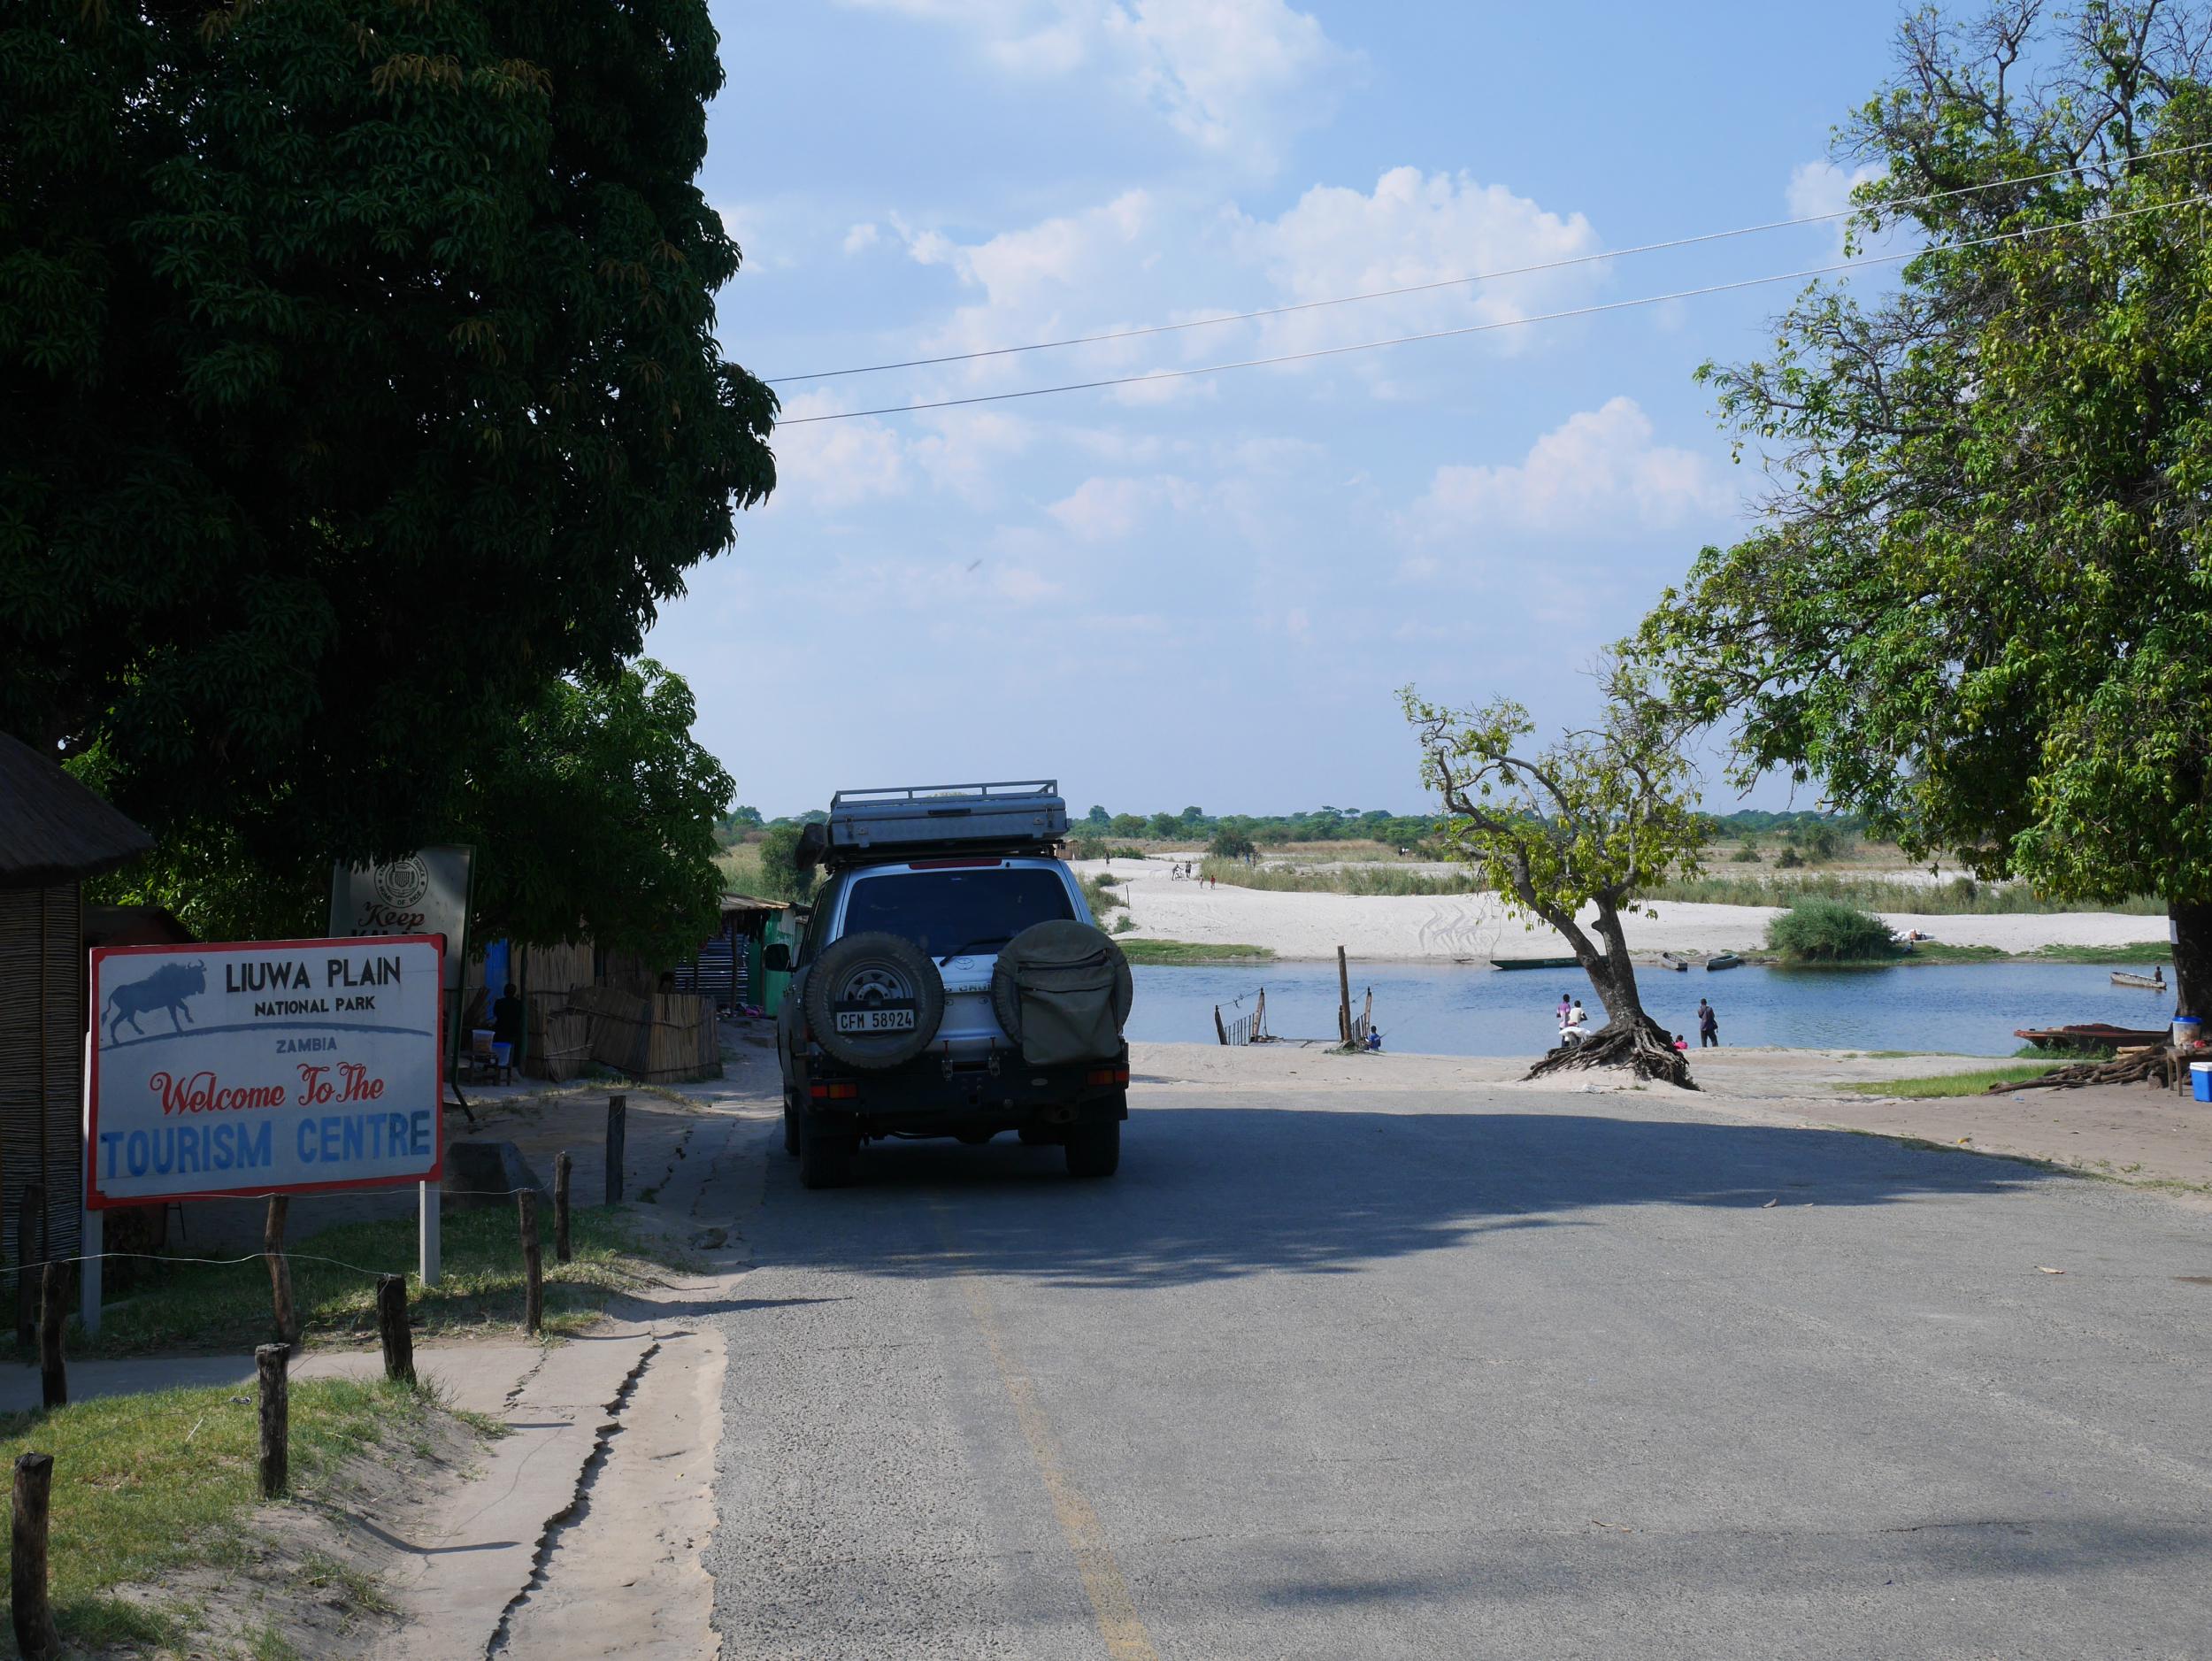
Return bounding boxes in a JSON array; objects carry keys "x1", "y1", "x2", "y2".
[
  {"x1": 102, "y1": 659, "x2": 735, "y2": 957},
  {"x1": 1639, "y1": 0, "x2": 2212, "y2": 1011},
  {"x1": 2, "y1": 0, "x2": 774, "y2": 888},
  {"x1": 1402, "y1": 672, "x2": 1705, "y2": 1085}
]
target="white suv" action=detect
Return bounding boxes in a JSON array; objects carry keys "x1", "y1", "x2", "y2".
[{"x1": 769, "y1": 785, "x2": 1133, "y2": 1188}]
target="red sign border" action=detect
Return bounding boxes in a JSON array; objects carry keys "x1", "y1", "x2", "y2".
[{"x1": 86, "y1": 934, "x2": 448, "y2": 1211}]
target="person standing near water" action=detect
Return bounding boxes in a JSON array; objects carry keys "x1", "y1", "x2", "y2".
[
  {"x1": 1557, "y1": 992, "x2": 1572, "y2": 1028},
  {"x1": 1698, "y1": 998, "x2": 1719, "y2": 1048}
]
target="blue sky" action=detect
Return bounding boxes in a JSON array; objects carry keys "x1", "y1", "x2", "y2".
[{"x1": 649, "y1": 0, "x2": 1912, "y2": 819}]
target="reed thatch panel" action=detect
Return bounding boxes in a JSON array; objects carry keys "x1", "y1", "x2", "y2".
[
  {"x1": 0, "y1": 734, "x2": 152, "y2": 888},
  {"x1": 0, "y1": 884, "x2": 85, "y2": 1273}
]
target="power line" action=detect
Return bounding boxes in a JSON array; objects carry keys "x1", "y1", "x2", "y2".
[
  {"x1": 765, "y1": 140, "x2": 2212, "y2": 388},
  {"x1": 778, "y1": 193, "x2": 2210, "y2": 426}
]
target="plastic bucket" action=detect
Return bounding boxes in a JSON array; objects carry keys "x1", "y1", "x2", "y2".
[
  {"x1": 490, "y1": 1042, "x2": 512, "y2": 1068},
  {"x1": 2193, "y1": 1063, "x2": 2212, "y2": 1104},
  {"x1": 2176, "y1": 1016, "x2": 2202, "y2": 1048}
]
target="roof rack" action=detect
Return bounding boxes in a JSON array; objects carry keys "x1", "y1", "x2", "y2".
[{"x1": 818, "y1": 781, "x2": 1067, "y2": 867}]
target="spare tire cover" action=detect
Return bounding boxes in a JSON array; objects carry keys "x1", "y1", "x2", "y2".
[
  {"x1": 803, "y1": 933, "x2": 945, "y2": 1071},
  {"x1": 990, "y1": 921, "x2": 1133, "y2": 1067}
]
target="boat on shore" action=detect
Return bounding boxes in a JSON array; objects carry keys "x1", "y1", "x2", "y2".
[
  {"x1": 2111, "y1": 970, "x2": 2167, "y2": 990},
  {"x1": 1658, "y1": 952, "x2": 1691, "y2": 973},
  {"x1": 1491, "y1": 955, "x2": 1578, "y2": 971},
  {"x1": 2016, "y1": 1022, "x2": 2167, "y2": 1051},
  {"x1": 1706, "y1": 953, "x2": 1744, "y2": 972}
]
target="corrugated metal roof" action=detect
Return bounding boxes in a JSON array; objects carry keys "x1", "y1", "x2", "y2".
[{"x1": 0, "y1": 733, "x2": 153, "y2": 888}]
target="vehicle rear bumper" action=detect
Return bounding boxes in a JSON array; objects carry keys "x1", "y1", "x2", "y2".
[{"x1": 801, "y1": 1047, "x2": 1129, "y2": 1138}]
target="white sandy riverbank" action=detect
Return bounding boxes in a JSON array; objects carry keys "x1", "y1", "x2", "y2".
[{"x1": 1076, "y1": 857, "x2": 2167, "y2": 964}]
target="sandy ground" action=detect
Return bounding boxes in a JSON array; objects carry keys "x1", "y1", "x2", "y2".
[
  {"x1": 1127, "y1": 1040, "x2": 2212, "y2": 1196},
  {"x1": 1079, "y1": 857, "x2": 2168, "y2": 962}
]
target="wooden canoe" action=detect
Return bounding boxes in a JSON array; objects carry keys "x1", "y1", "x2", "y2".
[
  {"x1": 2110, "y1": 971, "x2": 2167, "y2": 990},
  {"x1": 1491, "y1": 956, "x2": 1579, "y2": 971},
  {"x1": 2016, "y1": 1022, "x2": 2168, "y2": 1051},
  {"x1": 1658, "y1": 952, "x2": 1691, "y2": 973},
  {"x1": 1706, "y1": 953, "x2": 1745, "y2": 972}
]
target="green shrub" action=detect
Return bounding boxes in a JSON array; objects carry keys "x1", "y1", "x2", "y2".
[
  {"x1": 1775, "y1": 846, "x2": 1806, "y2": 869},
  {"x1": 1767, "y1": 897, "x2": 1899, "y2": 962},
  {"x1": 1210, "y1": 828, "x2": 1258, "y2": 860},
  {"x1": 1731, "y1": 841, "x2": 1763, "y2": 863}
]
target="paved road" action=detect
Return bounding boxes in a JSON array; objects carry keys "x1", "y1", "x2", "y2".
[{"x1": 707, "y1": 1069, "x2": 2212, "y2": 1657}]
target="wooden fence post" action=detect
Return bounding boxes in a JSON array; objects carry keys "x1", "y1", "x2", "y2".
[
  {"x1": 604, "y1": 1095, "x2": 626, "y2": 1205},
  {"x1": 1214, "y1": 1006, "x2": 1228, "y2": 1045},
  {"x1": 255, "y1": 1344, "x2": 288, "y2": 1499},
  {"x1": 263, "y1": 1196, "x2": 298, "y2": 1347},
  {"x1": 376, "y1": 1275, "x2": 415, "y2": 1388},
  {"x1": 15, "y1": 1183, "x2": 42, "y2": 1351},
  {"x1": 553, "y1": 1153, "x2": 572, "y2": 1265},
  {"x1": 12, "y1": 1451, "x2": 58, "y2": 1660},
  {"x1": 518, "y1": 1192, "x2": 544, "y2": 1337},
  {"x1": 36, "y1": 1267, "x2": 64, "y2": 1411},
  {"x1": 1337, "y1": 946, "x2": 1353, "y2": 1047}
]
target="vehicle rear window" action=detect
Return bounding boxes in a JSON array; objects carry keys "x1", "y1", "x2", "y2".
[{"x1": 842, "y1": 867, "x2": 1075, "y2": 959}]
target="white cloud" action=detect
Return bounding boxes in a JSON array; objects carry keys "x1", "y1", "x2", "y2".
[
  {"x1": 770, "y1": 392, "x2": 910, "y2": 509},
  {"x1": 835, "y1": 0, "x2": 1349, "y2": 173},
  {"x1": 1397, "y1": 397, "x2": 1736, "y2": 553},
  {"x1": 1045, "y1": 473, "x2": 1197, "y2": 541},
  {"x1": 1236, "y1": 167, "x2": 1601, "y2": 358},
  {"x1": 1786, "y1": 159, "x2": 1891, "y2": 256},
  {"x1": 842, "y1": 221, "x2": 882, "y2": 255}
]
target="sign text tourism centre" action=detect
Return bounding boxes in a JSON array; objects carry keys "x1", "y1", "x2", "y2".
[{"x1": 88, "y1": 935, "x2": 445, "y2": 1206}]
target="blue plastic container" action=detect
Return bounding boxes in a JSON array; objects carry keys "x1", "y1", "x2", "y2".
[{"x1": 2194, "y1": 1063, "x2": 2211, "y2": 1104}]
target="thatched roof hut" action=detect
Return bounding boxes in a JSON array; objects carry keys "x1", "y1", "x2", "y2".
[
  {"x1": 0, "y1": 733, "x2": 155, "y2": 1287},
  {"x1": 0, "y1": 734, "x2": 152, "y2": 887}
]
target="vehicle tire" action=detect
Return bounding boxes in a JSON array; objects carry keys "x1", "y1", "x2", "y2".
[
  {"x1": 798, "y1": 1114, "x2": 854, "y2": 1189},
  {"x1": 803, "y1": 933, "x2": 945, "y2": 1072},
  {"x1": 1064, "y1": 1119, "x2": 1119, "y2": 1179},
  {"x1": 991, "y1": 922, "x2": 1133, "y2": 1057},
  {"x1": 781, "y1": 1094, "x2": 800, "y2": 1157},
  {"x1": 1017, "y1": 1126, "x2": 1061, "y2": 1147}
]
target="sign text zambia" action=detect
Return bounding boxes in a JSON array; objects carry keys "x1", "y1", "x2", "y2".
[{"x1": 88, "y1": 935, "x2": 445, "y2": 1207}]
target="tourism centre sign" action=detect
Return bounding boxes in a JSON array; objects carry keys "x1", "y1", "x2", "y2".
[{"x1": 87, "y1": 936, "x2": 445, "y2": 1208}]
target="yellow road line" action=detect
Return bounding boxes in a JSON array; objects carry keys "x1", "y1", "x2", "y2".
[{"x1": 936, "y1": 1212, "x2": 1162, "y2": 1660}]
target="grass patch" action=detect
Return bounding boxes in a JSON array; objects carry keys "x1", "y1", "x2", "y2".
[
  {"x1": 1118, "y1": 939, "x2": 1276, "y2": 965},
  {"x1": 1199, "y1": 857, "x2": 1483, "y2": 897},
  {"x1": 82, "y1": 1204, "x2": 668, "y2": 1357},
  {"x1": 0, "y1": 1375, "x2": 449, "y2": 1653},
  {"x1": 1846, "y1": 1062, "x2": 2062, "y2": 1097},
  {"x1": 1768, "y1": 897, "x2": 1900, "y2": 963},
  {"x1": 1647, "y1": 872, "x2": 2163, "y2": 915},
  {"x1": 1079, "y1": 873, "x2": 1125, "y2": 919},
  {"x1": 1890, "y1": 941, "x2": 2170, "y2": 966}
]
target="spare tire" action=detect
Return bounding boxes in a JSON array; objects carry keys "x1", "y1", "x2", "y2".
[
  {"x1": 803, "y1": 932, "x2": 945, "y2": 1071},
  {"x1": 991, "y1": 921, "x2": 1133, "y2": 1066}
]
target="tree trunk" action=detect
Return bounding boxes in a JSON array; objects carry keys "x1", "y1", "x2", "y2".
[
  {"x1": 1525, "y1": 896, "x2": 1695, "y2": 1088},
  {"x1": 2169, "y1": 899, "x2": 2212, "y2": 1019}
]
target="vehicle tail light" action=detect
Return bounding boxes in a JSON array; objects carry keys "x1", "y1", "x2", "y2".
[
  {"x1": 809, "y1": 1081, "x2": 859, "y2": 1101},
  {"x1": 1086, "y1": 1066, "x2": 1129, "y2": 1087}
]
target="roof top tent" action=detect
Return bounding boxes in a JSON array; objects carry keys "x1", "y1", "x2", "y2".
[{"x1": 817, "y1": 781, "x2": 1069, "y2": 868}]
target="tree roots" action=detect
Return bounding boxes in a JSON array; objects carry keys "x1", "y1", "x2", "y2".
[
  {"x1": 1991, "y1": 1050, "x2": 2173, "y2": 1093},
  {"x1": 1527, "y1": 1018, "x2": 1698, "y2": 1089}
]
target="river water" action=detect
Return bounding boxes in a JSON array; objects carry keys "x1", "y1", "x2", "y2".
[{"x1": 1125, "y1": 958, "x2": 2174, "y2": 1057}]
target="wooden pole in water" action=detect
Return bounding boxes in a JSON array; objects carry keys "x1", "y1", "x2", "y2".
[
  {"x1": 553, "y1": 1152, "x2": 572, "y2": 1265},
  {"x1": 1337, "y1": 947, "x2": 1352, "y2": 1047},
  {"x1": 376, "y1": 1275, "x2": 415, "y2": 1388},
  {"x1": 1214, "y1": 1006, "x2": 1228, "y2": 1045},
  {"x1": 518, "y1": 1192, "x2": 544, "y2": 1337},
  {"x1": 12, "y1": 1452, "x2": 58, "y2": 1660},
  {"x1": 256, "y1": 1344, "x2": 289, "y2": 1499},
  {"x1": 35, "y1": 1267, "x2": 64, "y2": 1411},
  {"x1": 264, "y1": 1196, "x2": 298, "y2": 1347}
]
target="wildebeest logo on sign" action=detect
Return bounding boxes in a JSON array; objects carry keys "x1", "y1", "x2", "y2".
[{"x1": 104, "y1": 960, "x2": 207, "y2": 1042}]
